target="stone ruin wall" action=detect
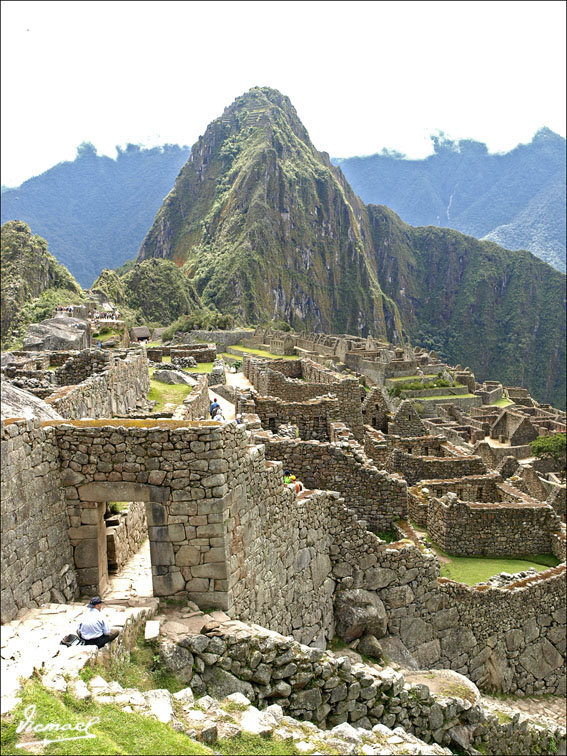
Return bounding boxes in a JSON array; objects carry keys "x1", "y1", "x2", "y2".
[
  {"x1": 149, "y1": 344, "x2": 217, "y2": 362},
  {"x1": 426, "y1": 496, "x2": 561, "y2": 557},
  {"x1": 253, "y1": 396, "x2": 339, "y2": 441},
  {"x1": 45, "y1": 350, "x2": 149, "y2": 419},
  {"x1": 177, "y1": 329, "x2": 253, "y2": 348},
  {"x1": 226, "y1": 447, "x2": 337, "y2": 647},
  {"x1": 54, "y1": 349, "x2": 111, "y2": 385},
  {"x1": 1, "y1": 420, "x2": 78, "y2": 622},
  {"x1": 172, "y1": 374, "x2": 210, "y2": 422},
  {"x1": 106, "y1": 500, "x2": 147, "y2": 573},
  {"x1": 391, "y1": 448, "x2": 487, "y2": 486},
  {"x1": 165, "y1": 622, "x2": 565, "y2": 754},
  {"x1": 244, "y1": 357, "x2": 364, "y2": 440},
  {"x1": 1, "y1": 419, "x2": 565, "y2": 695},
  {"x1": 260, "y1": 437, "x2": 408, "y2": 532}
]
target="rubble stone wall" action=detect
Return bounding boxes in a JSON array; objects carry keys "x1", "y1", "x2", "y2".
[
  {"x1": 54, "y1": 349, "x2": 110, "y2": 385},
  {"x1": 170, "y1": 621, "x2": 565, "y2": 753},
  {"x1": 173, "y1": 375, "x2": 209, "y2": 422},
  {"x1": 427, "y1": 497, "x2": 560, "y2": 557},
  {"x1": 261, "y1": 437, "x2": 408, "y2": 531},
  {"x1": 254, "y1": 396, "x2": 339, "y2": 441},
  {"x1": 1, "y1": 419, "x2": 78, "y2": 622},
  {"x1": 391, "y1": 449, "x2": 487, "y2": 486},
  {"x1": 45, "y1": 351, "x2": 149, "y2": 419},
  {"x1": 227, "y1": 449, "x2": 337, "y2": 647}
]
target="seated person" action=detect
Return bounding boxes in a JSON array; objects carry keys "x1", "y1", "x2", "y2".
[
  {"x1": 77, "y1": 597, "x2": 119, "y2": 648},
  {"x1": 290, "y1": 475, "x2": 304, "y2": 494},
  {"x1": 283, "y1": 469, "x2": 292, "y2": 485},
  {"x1": 212, "y1": 408, "x2": 225, "y2": 422}
]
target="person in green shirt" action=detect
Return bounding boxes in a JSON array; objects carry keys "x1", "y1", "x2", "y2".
[{"x1": 283, "y1": 470, "x2": 292, "y2": 485}]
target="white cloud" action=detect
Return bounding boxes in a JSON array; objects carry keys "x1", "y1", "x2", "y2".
[{"x1": 1, "y1": 0, "x2": 565, "y2": 186}]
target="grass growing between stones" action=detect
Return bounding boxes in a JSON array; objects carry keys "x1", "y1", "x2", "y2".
[
  {"x1": 216, "y1": 733, "x2": 300, "y2": 755},
  {"x1": 79, "y1": 636, "x2": 184, "y2": 694},
  {"x1": 147, "y1": 380, "x2": 192, "y2": 412},
  {"x1": 183, "y1": 363, "x2": 214, "y2": 373},
  {"x1": 0, "y1": 679, "x2": 211, "y2": 756}
]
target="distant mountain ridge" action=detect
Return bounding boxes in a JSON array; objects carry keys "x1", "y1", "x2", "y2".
[
  {"x1": 334, "y1": 129, "x2": 566, "y2": 272},
  {"x1": 0, "y1": 143, "x2": 190, "y2": 287}
]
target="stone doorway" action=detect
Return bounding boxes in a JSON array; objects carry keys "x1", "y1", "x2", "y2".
[{"x1": 69, "y1": 481, "x2": 169, "y2": 598}]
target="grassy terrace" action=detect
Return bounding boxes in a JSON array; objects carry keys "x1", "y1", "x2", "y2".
[
  {"x1": 418, "y1": 393, "x2": 476, "y2": 401},
  {"x1": 439, "y1": 553, "x2": 560, "y2": 584},
  {"x1": 490, "y1": 398, "x2": 515, "y2": 408},
  {"x1": 228, "y1": 345, "x2": 299, "y2": 360}
]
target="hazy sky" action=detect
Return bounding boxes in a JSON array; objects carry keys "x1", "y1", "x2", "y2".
[{"x1": 1, "y1": 0, "x2": 565, "y2": 187}]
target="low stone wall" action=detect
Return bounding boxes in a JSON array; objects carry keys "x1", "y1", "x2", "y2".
[
  {"x1": 172, "y1": 374, "x2": 209, "y2": 421},
  {"x1": 427, "y1": 495, "x2": 561, "y2": 557},
  {"x1": 260, "y1": 437, "x2": 408, "y2": 531},
  {"x1": 176, "y1": 329, "x2": 253, "y2": 348},
  {"x1": 254, "y1": 395, "x2": 339, "y2": 441},
  {"x1": 391, "y1": 448, "x2": 486, "y2": 486},
  {"x1": 170, "y1": 344, "x2": 216, "y2": 363},
  {"x1": 45, "y1": 351, "x2": 149, "y2": 419},
  {"x1": 1, "y1": 419, "x2": 78, "y2": 622},
  {"x1": 165, "y1": 620, "x2": 565, "y2": 754},
  {"x1": 54, "y1": 349, "x2": 110, "y2": 385},
  {"x1": 106, "y1": 501, "x2": 147, "y2": 572},
  {"x1": 474, "y1": 441, "x2": 533, "y2": 468}
]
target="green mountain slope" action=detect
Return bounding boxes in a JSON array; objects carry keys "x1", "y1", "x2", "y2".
[
  {"x1": 367, "y1": 207, "x2": 566, "y2": 407},
  {"x1": 137, "y1": 88, "x2": 565, "y2": 407},
  {"x1": 138, "y1": 87, "x2": 402, "y2": 339},
  {"x1": 0, "y1": 144, "x2": 190, "y2": 287},
  {"x1": 335, "y1": 129, "x2": 566, "y2": 272},
  {"x1": 1, "y1": 221, "x2": 84, "y2": 346}
]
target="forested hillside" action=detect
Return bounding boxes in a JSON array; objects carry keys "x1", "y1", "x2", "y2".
[
  {"x1": 0, "y1": 143, "x2": 190, "y2": 287},
  {"x1": 335, "y1": 129, "x2": 566, "y2": 272}
]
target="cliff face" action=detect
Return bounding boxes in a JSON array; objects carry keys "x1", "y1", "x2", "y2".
[
  {"x1": 1, "y1": 221, "x2": 83, "y2": 343},
  {"x1": 137, "y1": 88, "x2": 566, "y2": 407},
  {"x1": 138, "y1": 88, "x2": 402, "y2": 340}
]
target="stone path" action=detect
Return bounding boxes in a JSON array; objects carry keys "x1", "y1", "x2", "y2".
[
  {"x1": 481, "y1": 693, "x2": 567, "y2": 730},
  {"x1": 0, "y1": 599, "x2": 156, "y2": 715},
  {"x1": 103, "y1": 538, "x2": 153, "y2": 604}
]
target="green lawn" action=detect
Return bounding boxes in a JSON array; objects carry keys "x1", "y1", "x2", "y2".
[
  {"x1": 184, "y1": 362, "x2": 214, "y2": 373},
  {"x1": 439, "y1": 552, "x2": 559, "y2": 585},
  {"x1": 419, "y1": 393, "x2": 476, "y2": 401},
  {"x1": 93, "y1": 329, "x2": 122, "y2": 343},
  {"x1": 229, "y1": 345, "x2": 299, "y2": 360},
  {"x1": 147, "y1": 380, "x2": 192, "y2": 412},
  {"x1": 490, "y1": 398, "x2": 514, "y2": 408}
]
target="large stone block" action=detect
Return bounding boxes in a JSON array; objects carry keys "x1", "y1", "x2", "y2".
[
  {"x1": 191, "y1": 562, "x2": 228, "y2": 579},
  {"x1": 150, "y1": 541, "x2": 175, "y2": 566},
  {"x1": 519, "y1": 638, "x2": 564, "y2": 679},
  {"x1": 74, "y1": 539, "x2": 98, "y2": 568},
  {"x1": 334, "y1": 589, "x2": 387, "y2": 642},
  {"x1": 175, "y1": 545, "x2": 201, "y2": 566},
  {"x1": 78, "y1": 481, "x2": 169, "y2": 503},
  {"x1": 152, "y1": 571, "x2": 185, "y2": 596}
]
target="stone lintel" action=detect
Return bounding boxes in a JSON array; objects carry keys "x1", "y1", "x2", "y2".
[{"x1": 77, "y1": 481, "x2": 170, "y2": 503}]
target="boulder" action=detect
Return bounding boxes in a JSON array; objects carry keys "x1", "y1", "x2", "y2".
[
  {"x1": 22, "y1": 316, "x2": 90, "y2": 351},
  {"x1": 334, "y1": 589, "x2": 387, "y2": 642},
  {"x1": 357, "y1": 634, "x2": 383, "y2": 660},
  {"x1": 153, "y1": 369, "x2": 196, "y2": 386},
  {"x1": 1, "y1": 382, "x2": 62, "y2": 421}
]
